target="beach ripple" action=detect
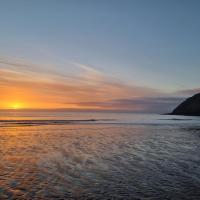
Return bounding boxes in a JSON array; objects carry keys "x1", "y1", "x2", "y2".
[{"x1": 0, "y1": 124, "x2": 200, "y2": 199}]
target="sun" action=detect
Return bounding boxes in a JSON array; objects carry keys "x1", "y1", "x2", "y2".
[{"x1": 11, "y1": 103, "x2": 23, "y2": 110}]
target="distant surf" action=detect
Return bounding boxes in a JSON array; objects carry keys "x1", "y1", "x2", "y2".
[{"x1": 0, "y1": 119, "x2": 114, "y2": 127}]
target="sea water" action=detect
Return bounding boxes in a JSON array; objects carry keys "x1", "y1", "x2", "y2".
[{"x1": 0, "y1": 111, "x2": 200, "y2": 199}]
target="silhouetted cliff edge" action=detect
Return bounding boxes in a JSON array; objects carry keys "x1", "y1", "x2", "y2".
[{"x1": 171, "y1": 93, "x2": 200, "y2": 116}]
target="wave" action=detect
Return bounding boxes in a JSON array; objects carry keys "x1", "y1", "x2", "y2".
[
  {"x1": 0, "y1": 119, "x2": 110, "y2": 127},
  {"x1": 158, "y1": 118, "x2": 193, "y2": 121}
]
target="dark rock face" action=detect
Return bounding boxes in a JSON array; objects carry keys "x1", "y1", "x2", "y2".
[{"x1": 171, "y1": 93, "x2": 200, "y2": 116}]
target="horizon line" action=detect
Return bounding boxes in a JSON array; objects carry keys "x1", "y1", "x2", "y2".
[{"x1": 0, "y1": 108, "x2": 158, "y2": 114}]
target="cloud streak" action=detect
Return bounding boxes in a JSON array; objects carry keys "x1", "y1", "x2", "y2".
[
  {"x1": 75, "y1": 97, "x2": 184, "y2": 113},
  {"x1": 174, "y1": 88, "x2": 200, "y2": 97},
  {"x1": 0, "y1": 56, "x2": 197, "y2": 112}
]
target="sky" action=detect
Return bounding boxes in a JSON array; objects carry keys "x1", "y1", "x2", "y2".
[{"x1": 0, "y1": 0, "x2": 199, "y2": 113}]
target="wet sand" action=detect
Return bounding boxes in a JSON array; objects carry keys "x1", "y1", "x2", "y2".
[{"x1": 0, "y1": 123, "x2": 200, "y2": 199}]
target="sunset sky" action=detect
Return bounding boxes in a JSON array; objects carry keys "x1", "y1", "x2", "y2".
[{"x1": 0, "y1": 0, "x2": 200, "y2": 113}]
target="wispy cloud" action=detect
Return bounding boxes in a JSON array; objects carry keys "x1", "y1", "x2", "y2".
[
  {"x1": 75, "y1": 97, "x2": 184, "y2": 113},
  {"x1": 174, "y1": 88, "x2": 200, "y2": 97},
  {"x1": 0, "y1": 56, "x2": 198, "y2": 111}
]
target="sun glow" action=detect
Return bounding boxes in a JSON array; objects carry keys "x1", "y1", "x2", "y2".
[{"x1": 10, "y1": 103, "x2": 23, "y2": 110}]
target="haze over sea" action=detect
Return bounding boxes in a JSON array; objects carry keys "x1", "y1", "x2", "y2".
[{"x1": 0, "y1": 110, "x2": 200, "y2": 199}]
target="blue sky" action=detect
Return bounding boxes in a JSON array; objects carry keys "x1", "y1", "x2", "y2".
[{"x1": 0, "y1": 0, "x2": 199, "y2": 112}]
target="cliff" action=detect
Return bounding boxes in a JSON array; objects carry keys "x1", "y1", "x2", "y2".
[{"x1": 171, "y1": 93, "x2": 200, "y2": 116}]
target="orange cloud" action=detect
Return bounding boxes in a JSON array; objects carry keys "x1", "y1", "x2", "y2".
[{"x1": 0, "y1": 57, "x2": 161, "y2": 110}]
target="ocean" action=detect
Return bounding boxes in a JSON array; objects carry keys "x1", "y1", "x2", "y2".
[{"x1": 0, "y1": 110, "x2": 200, "y2": 199}]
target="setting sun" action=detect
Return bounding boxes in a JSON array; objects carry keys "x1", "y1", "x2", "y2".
[{"x1": 10, "y1": 103, "x2": 23, "y2": 110}]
